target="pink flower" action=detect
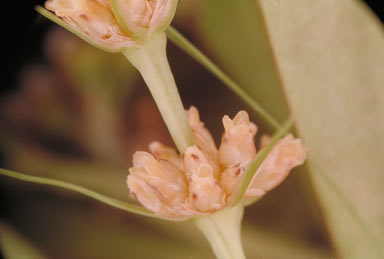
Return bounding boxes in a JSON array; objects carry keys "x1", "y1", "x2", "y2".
[
  {"x1": 127, "y1": 107, "x2": 307, "y2": 219},
  {"x1": 43, "y1": 0, "x2": 178, "y2": 51}
]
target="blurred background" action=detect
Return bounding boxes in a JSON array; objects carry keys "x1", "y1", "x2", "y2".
[{"x1": 0, "y1": 1, "x2": 383, "y2": 258}]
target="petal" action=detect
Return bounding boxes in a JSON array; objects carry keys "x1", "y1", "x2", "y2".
[
  {"x1": 220, "y1": 163, "x2": 246, "y2": 196},
  {"x1": 131, "y1": 151, "x2": 187, "y2": 200},
  {"x1": 127, "y1": 173, "x2": 192, "y2": 219},
  {"x1": 45, "y1": 0, "x2": 136, "y2": 50},
  {"x1": 184, "y1": 145, "x2": 220, "y2": 179},
  {"x1": 187, "y1": 106, "x2": 219, "y2": 162},
  {"x1": 186, "y1": 164, "x2": 226, "y2": 212},
  {"x1": 127, "y1": 173, "x2": 164, "y2": 213},
  {"x1": 149, "y1": 141, "x2": 183, "y2": 170},
  {"x1": 184, "y1": 146, "x2": 226, "y2": 212},
  {"x1": 128, "y1": 151, "x2": 190, "y2": 218},
  {"x1": 219, "y1": 111, "x2": 257, "y2": 168},
  {"x1": 113, "y1": 0, "x2": 177, "y2": 37},
  {"x1": 245, "y1": 134, "x2": 307, "y2": 197}
]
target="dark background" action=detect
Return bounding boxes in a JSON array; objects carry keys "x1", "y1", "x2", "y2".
[{"x1": 1, "y1": 0, "x2": 383, "y2": 93}]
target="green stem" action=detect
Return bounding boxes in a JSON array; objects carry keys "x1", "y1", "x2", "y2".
[
  {"x1": 0, "y1": 168, "x2": 162, "y2": 219},
  {"x1": 194, "y1": 203, "x2": 246, "y2": 259},
  {"x1": 166, "y1": 27, "x2": 280, "y2": 130},
  {"x1": 121, "y1": 32, "x2": 194, "y2": 153}
]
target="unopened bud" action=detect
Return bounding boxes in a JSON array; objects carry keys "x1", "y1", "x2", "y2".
[
  {"x1": 41, "y1": 0, "x2": 178, "y2": 51},
  {"x1": 219, "y1": 111, "x2": 257, "y2": 168},
  {"x1": 112, "y1": 0, "x2": 178, "y2": 39},
  {"x1": 184, "y1": 146, "x2": 226, "y2": 212}
]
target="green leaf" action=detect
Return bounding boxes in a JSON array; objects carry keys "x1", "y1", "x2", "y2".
[
  {"x1": 194, "y1": 0, "x2": 384, "y2": 257},
  {"x1": 256, "y1": 0, "x2": 384, "y2": 258},
  {"x1": 0, "y1": 222, "x2": 48, "y2": 259}
]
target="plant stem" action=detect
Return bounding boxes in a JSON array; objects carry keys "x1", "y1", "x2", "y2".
[
  {"x1": 194, "y1": 203, "x2": 246, "y2": 259},
  {"x1": 0, "y1": 168, "x2": 160, "y2": 219},
  {"x1": 121, "y1": 32, "x2": 194, "y2": 153}
]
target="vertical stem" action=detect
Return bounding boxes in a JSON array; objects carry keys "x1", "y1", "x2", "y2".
[
  {"x1": 194, "y1": 203, "x2": 246, "y2": 259},
  {"x1": 121, "y1": 32, "x2": 194, "y2": 153}
]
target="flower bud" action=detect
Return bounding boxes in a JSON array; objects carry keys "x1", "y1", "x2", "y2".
[
  {"x1": 219, "y1": 111, "x2": 257, "y2": 168},
  {"x1": 41, "y1": 0, "x2": 178, "y2": 51},
  {"x1": 44, "y1": 0, "x2": 136, "y2": 52},
  {"x1": 112, "y1": 0, "x2": 178, "y2": 39},
  {"x1": 220, "y1": 164, "x2": 246, "y2": 197},
  {"x1": 245, "y1": 134, "x2": 307, "y2": 198},
  {"x1": 187, "y1": 106, "x2": 219, "y2": 162}
]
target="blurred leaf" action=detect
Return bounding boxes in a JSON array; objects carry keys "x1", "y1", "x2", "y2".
[
  {"x1": 3, "y1": 193, "x2": 213, "y2": 259},
  {"x1": 0, "y1": 222, "x2": 47, "y2": 259},
  {"x1": 4, "y1": 193, "x2": 330, "y2": 259},
  {"x1": 257, "y1": 0, "x2": 384, "y2": 258},
  {"x1": 197, "y1": 0, "x2": 384, "y2": 258}
]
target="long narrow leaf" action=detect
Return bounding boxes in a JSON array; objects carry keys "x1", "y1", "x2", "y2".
[{"x1": 0, "y1": 168, "x2": 165, "y2": 220}]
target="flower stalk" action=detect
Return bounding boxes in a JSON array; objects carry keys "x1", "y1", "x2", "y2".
[
  {"x1": 121, "y1": 32, "x2": 194, "y2": 153},
  {"x1": 194, "y1": 203, "x2": 246, "y2": 259}
]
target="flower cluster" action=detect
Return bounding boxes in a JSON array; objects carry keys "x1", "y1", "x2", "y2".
[
  {"x1": 127, "y1": 107, "x2": 307, "y2": 219},
  {"x1": 44, "y1": 0, "x2": 177, "y2": 51}
]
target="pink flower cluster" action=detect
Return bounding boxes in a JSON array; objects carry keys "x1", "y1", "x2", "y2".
[{"x1": 127, "y1": 107, "x2": 307, "y2": 219}]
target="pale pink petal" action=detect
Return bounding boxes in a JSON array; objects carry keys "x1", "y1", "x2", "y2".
[
  {"x1": 149, "y1": 141, "x2": 183, "y2": 170},
  {"x1": 219, "y1": 111, "x2": 257, "y2": 168},
  {"x1": 245, "y1": 134, "x2": 307, "y2": 198},
  {"x1": 45, "y1": 0, "x2": 136, "y2": 50},
  {"x1": 127, "y1": 151, "x2": 192, "y2": 218},
  {"x1": 184, "y1": 146, "x2": 226, "y2": 212},
  {"x1": 220, "y1": 163, "x2": 247, "y2": 197},
  {"x1": 187, "y1": 106, "x2": 219, "y2": 163},
  {"x1": 183, "y1": 145, "x2": 220, "y2": 179}
]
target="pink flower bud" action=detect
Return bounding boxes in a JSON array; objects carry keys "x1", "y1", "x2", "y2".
[
  {"x1": 43, "y1": 0, "x2": 178, "y2": 51},
  {"x1": 219, "y1": 111, "x2": 257, "y2": 168},
  {"x1": 112, "y1": 0, "x2": 177, "y2": 38},
  {"x1": 184, "y1": 146, "x2": 226, "y2": 212},
  {"x1": 127, "y1": 151, "x2": 191, "y2": 218},
  {"x1": 187, "y1": 106, "x2": 219, "y2": 162}
]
